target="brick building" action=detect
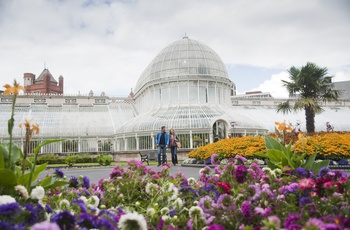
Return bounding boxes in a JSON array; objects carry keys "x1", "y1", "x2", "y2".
[{"x1": 23, "y1": 68, "x2": 64, "y2": 94}]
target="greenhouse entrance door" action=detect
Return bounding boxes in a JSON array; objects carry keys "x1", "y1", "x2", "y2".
[{"x1": 212, "y1": 120, "x2": 226, "y2": 142}]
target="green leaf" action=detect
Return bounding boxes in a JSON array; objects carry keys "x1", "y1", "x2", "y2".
[
  {"x1": 32, "y1": 163, "x2": 48, "y2": 182},
  {"x1": 264, "y1": 136, "x2": 283, "y2": 151},
  {"x1": 0, "y1": 147, "x2": 4, "y2": 169},
  {"x1": 254, "y1": 152, "x2": 268, "y2": 159},
  {"x1": 1, "y1": 142, "x2": 22, "y2": 165},
  {"x1": 37, "y1": 176, "x2": 52, "y2": 187},
  {"x1": 301, "y1": 153, "x2": 317, "y2": 170},
  {"x1": 266, "y1": 149, "x2": 285, "y2": 163},
  {"x1": 266, "y1": 159, "x2": 277, "y2": 169},
  {"x1": 17, "y1": 173, "x2": 31, "y2": 186},
  {"x1": 34, "y1": 139, "x2": 66, "y2": 155},
  {"x1": 310, "y1": 160, "x2": 330, "y2": 175},
  {"x1": 0, "y1": 169, "x2": 17, "y2": 186},
  {"x1": 45, "y1": 180, "x2": 69, "y2": 190}
]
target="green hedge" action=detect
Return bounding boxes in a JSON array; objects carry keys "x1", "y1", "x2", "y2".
[{"x1": 28, "y1": 153, "x2": 100, "y2": 165}]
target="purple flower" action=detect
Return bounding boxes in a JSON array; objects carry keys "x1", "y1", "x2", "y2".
[
  {"x1": 284, "y1": 213, "x2": 301, "y2": 229},
  {"x1": 0, "y1": 202, "x2": 20, "y2": 215},
  {"x1": 235, "y1": 155, "x2": 247, "y2": 164},
  {"x1": 254, "y1": 207, "x2": 272, "y2": 218},
  {"x1": 0, "y1": 221, "x2": 11, "y2": 229},
  {"x1": 31, "y1": 221, "x2": 60, "y2": 230},
  {"x1": 109, "y1": 169, "x2": 123, "y2": 178},
  {"x1": 210, "y1": 154, "x2": 220, "y2": 165},
  {"x1": 300, "y1": 197, "x2": 312, "y2": 206},
  {"x1": 304, "y1": 218, "x2": 325, "y2": 229},
  {"x1": 198, "y1": 196, "x2": 214, "y2": 213},
  {"x1": 235, "y1": 165, "x2": 247, "y2": 183},
  {"x1": 156, "y1": 217, "x2": 165, "y2": 230},
  {"x1": 45, "y1": 204, "x2": 54, "y2": 213},
  {"x1": 338, "y1": 159, "x2": 349, "y2": 165},
  {"x1": 72, "y1": 199, "x2": 87, "y2": 213},
  {"x1": 295, "y1": 167, "x2": 309, "y2": 178},
  {"x1": 187, "y1": 219, "x2": 193, "y2": 230},
  {"x1": 319, "y1": 167, "x2": 331, "y2": 177},
  {"x1": 24, "y1": 204, "x2": 38, "y2": 225},
  {"x1": 240, "y1": 201, "x2": 252, "y2": 218},
  {"x1": 207, "y1": 224, "x2": 225, "y2": 230},
  {"x1": 69, "y1": 176, "x2": 79, "y2": 188},
  {"x1": 96, "y1": 218, "x2": 114, "y2": 230},
  {"x1": 78, "y1": 213, "x2": 97, "y2": 229},
  {"x1": 216, "y1": 194, "x2": 233, "y2": 210},
  {"x1": 82, "y1": 176, "x2": 90, "y2": 189},
  {"x1": 54, "y1": 168, "x2": 64, "y2": 178},
  {"x1": 51, "y1": 210, "x2": 76, "y2": 230}
]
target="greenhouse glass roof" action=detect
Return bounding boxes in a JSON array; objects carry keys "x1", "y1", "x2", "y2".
[{"x1": 134, "y1": 36, "x2": 229, "y2": 94}]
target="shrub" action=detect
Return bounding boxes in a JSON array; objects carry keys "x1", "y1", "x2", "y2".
[{"x1": 65, "y1": 154, "x2": 77, "y2": 166}]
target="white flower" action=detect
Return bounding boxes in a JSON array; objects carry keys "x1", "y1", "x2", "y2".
[
  {"x1": 169, "y1": 187, "x2": 178, "y2": 201},
  {"x1": 145, "y1": 182, "x2": 158, "y2": 195},
  {"x1": 59, "y1": 199, "x2": 70, "y2": 209},
  {"x1": 30, "y1": 186, "x2": 45, "y2": 200},
  {"x1": 273, "y1": 168, "x2": 282, "y2": 175},
  {"x1": 79, "y1": 196, "x2": 88, "y2": 204},
  {"x1": 88, "y1": 195, "x2": 100, "y2": 208},
  {"x1": 188, "y1": 206, "x2": 204, "y2": 219},
  {"x1": 15, "y1": 185, "x2": 29, "y2": 200},
  {"x1": 174, "y1": 198, "x2": 183, "y2": 208},
  {"x1": 160, "y1": 207, "x2": 169, "y2": 215},
  {"x1": 161, "y1": 215, "x2": 170, "y2": 224},
  {"x1": 117, "y1": 212, "x2": 147, "y2": 230},
  {"x1": 187, "y1": 177, "x2": 196, "y2": 185},
  {"x1": 0, "y1": 195, "x2": 16, "y2": 205},
  {"x1": 146, "y1": 208, "x2": 156, "y2": 216}
]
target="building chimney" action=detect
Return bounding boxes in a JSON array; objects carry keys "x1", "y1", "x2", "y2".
[{"x1": 23, "y1": 73, "x2": 35, "y2": 86}]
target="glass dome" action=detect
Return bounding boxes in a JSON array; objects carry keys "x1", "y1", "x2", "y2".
[{"x1": 134, "y1": 36, "x2": 230, "y2": 94}]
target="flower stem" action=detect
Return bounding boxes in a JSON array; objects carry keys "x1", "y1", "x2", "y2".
[{"x1": 7, "y1": 95, "x2": 16, "y2": 169}]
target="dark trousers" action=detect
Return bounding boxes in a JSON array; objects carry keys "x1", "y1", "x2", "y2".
[
  {"x1": 157, "y1": 145, "x2": 166, "y2": 164},
  {"x1": 170, "y1": 146, "x2": 178, "y2": 165}
]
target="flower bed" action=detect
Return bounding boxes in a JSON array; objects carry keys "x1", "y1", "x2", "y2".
[
  {"x1": 188, "y1": 132, "x2": 350, "y2": 161},
  {"x1": 1, "y1": 158, "x2": 350, "y2": 229}
]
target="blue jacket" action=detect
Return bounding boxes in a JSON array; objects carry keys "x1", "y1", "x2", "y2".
[{"x1": 156, "y1": 131, "x2": 169, "y2": 145}]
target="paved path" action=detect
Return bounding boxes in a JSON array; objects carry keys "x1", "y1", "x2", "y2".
[{"x1": 45, "y1": 165, "x2": 203, "y2": 184}]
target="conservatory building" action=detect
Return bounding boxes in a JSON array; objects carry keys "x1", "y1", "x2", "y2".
[{"x1": 1, "y1": 36, "x2": 350, "y2": 154}]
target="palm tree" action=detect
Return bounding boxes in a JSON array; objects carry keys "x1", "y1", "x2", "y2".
[{"x1": 277, "y1": 62, "x2": 340, "y2": 133}]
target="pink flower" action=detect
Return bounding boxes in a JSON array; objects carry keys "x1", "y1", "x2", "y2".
[
  {"x1": 298, "y1": 178, "x2": 315, "y2": 190},
  {"x1": 323, "y1": 181, "x2": 334, "y2": 189}
]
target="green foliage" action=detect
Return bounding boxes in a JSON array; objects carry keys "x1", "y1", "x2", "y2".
[
  {"x1": 65, "y1": 154, "x2": 77, "y2": 166},
  {"x1": 255, "y1": 135, "x2": 329, "y2": 174},
  {"x1": 97, "y1": 154, "x2": 113, "y2": 166}
]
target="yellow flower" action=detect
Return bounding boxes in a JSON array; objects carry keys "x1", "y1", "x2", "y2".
[
  {"x1": 298, "y1": 132, "x2": 307, "y2": 146},
  {"x1": 275, "y1": 121, "x2": 293, "y2": 132},
  {"x1": 3, "y1": 80, "x2": 25, "y2": 96},
  {"x1": 19, "y1": 119, "x2": 40, "y2": 138}
]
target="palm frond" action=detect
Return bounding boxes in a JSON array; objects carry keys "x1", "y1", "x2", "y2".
[{"x1": 276, "y1": 100, "x2": 292, "y2": 114}]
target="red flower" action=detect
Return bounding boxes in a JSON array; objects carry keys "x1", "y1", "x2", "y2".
[{"x1": 217, "y1": 182, "x2": 231, "y2": 194}]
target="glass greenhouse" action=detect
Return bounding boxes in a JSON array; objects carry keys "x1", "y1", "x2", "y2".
[{"x1": 1, "y1": 36, "x2": 349, "y2": 154}]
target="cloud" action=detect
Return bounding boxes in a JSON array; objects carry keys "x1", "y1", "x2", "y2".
[
  {"x1": 0, "y1": 0, "x2": 349, "y2": 96},
  {"x1": 251, "y1": 72, "x2": 290, "y2": 98}
]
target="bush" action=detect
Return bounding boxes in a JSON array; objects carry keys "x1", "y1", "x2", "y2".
[
  {"x1": 65, "y1": 154, "x2": 77, "y2": 166},
  {"x1": 97, "y1": 154, "x2": 113, "y2": 166}
]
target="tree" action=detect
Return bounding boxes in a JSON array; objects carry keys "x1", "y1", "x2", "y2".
[{"x1": 277, "y1": 62, "x2": 340, "y2": 133}]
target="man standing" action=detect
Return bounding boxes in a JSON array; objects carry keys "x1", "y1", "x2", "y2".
[{"x1": 156, "y1": 126, "x2": 169, "y2": 166}]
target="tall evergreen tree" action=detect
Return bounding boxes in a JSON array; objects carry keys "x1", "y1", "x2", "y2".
[{"x1": 277, "y1": 62, "x2": 340, "y2": 133}]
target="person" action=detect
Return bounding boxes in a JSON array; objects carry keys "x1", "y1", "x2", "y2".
[
  {"x1": 155, "y1": 126, "x2": 169, "y2": 166},
  {"x1": 214, "y1": 135, "x2": 219, "y2": 142},
  {"x1": 169, "y1": 128, "x2": 179, "y2": 166}
]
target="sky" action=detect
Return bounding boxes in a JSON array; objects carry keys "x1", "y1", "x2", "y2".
[{"x1": 0, "y1": 0, "x2": 349, "y2": 98}]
